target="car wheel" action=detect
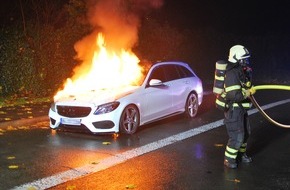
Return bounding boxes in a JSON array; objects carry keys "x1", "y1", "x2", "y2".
[
  {"x1": 119, "y1": 105, "x2": 140, "y2": 135},
  {"x1": 185, "y1": 92, "x2": 198, "y2": 118}
]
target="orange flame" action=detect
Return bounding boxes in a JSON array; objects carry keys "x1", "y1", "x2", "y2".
[{"x1": 54, "y1": 33, "x2": 143, "y2": 101}]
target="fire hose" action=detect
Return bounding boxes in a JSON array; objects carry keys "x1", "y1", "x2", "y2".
[{"x1": 249, "y1": 85, "x2": 290, "y2": 128}]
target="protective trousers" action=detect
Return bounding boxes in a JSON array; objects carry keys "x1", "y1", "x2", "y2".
[{"x1": 224, "y1": 107, "x2": 250, "y2": 160}]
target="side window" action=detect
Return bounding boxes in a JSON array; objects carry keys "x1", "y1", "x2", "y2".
[
  {"x1": 164, "y1": 65, "x2": 180, "y2": 81},
  {"x1": 176, "y1": 65, "x2": 195, "y2": 78},
  {"x1": 149, "y1": 66, "x2": 167, "y2": 82}
]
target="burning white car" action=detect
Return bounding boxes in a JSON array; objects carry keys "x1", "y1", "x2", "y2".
[{"x1": 49, "y1": 61, "x2": 203, "y2": 135}]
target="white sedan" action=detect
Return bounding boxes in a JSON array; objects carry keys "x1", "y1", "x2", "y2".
[{"x1": 49, "y1": 61, "x2": 203, "y2": 135}]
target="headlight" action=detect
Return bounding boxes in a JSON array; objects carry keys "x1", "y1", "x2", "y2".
[
  {"x1": 94, "y1": 101, "x2": 120, "y2": 115},
  {"x1": 50, "y1": 102, "x2": 56, "y2": 112}
]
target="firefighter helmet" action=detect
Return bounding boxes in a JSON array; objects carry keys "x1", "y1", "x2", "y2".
[{"x1": 228, "y1": 45, "x2": 250, "y2": 63}]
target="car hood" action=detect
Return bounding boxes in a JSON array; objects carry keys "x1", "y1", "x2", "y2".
[{"x1": 55, "y1": 86, "x2": 139, "y2": 105}]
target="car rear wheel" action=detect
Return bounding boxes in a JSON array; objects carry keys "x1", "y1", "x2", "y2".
[
  {"x1": 185, "y1": 92, "x2": 198, "y2": 118},
  {"x1": 119, "y1": 105, "x2": 140, "y2": 134}
]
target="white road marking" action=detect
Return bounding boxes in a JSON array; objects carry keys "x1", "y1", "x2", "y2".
[{"x1": 12, "y1": 99, "x2": 290, "y2": 190}]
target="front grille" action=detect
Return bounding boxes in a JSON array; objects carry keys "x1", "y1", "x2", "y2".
[{"x1": 57, "y1": 106, "x2": 92, "y2": 118}]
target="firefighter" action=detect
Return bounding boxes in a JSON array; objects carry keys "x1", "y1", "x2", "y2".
[{"x1": 222, "y1": 45, "x2": 256, "y2": 169}]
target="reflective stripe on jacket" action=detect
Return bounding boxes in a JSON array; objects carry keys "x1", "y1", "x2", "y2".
[{"x1": 215, "y1": 92, "x2": 252, "y2": 109}]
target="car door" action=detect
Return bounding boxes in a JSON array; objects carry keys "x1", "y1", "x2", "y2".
[
  {"x1": 163, "y1": 64, "x2": 190, "y2": 112},
  {"x1": 141, "y1": 65, "x2": 173, "y2": 122}
]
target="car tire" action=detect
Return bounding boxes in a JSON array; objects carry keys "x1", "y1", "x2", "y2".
[
  {"x1": 119, "y1": 105, "x2": 140, "y2": 135},
  {"x1": 185, "y1": 92, "x2": 198, "y2": 118}
]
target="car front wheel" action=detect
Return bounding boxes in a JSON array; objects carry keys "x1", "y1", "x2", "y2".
[
  {"x1": 185, "y1": 92, "x2": 198, "y2": 118},
  {"x1": 119, "y1": 105, "x2": 140, "y2": 134}
]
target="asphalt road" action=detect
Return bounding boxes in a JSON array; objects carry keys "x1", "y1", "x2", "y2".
[{"x1": 0, "y1": 90, "x2": 290, "y2": 190}]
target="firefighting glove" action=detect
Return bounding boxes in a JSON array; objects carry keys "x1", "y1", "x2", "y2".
[
  {"x1": 242, "y1": 89, "x2": 251, "y2": 98},
  {"x1": 249, "y1": 86, "x2": 256, "y2": 95},
  {"x1": 242, "y1": 86, "x2": 256, "y2": 98}
]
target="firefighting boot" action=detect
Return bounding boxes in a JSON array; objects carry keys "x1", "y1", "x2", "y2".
[
  {"x1": 238, "y1": 153, "x2": 252, "y2": 163},
  {"x1": 224, "y1": 158, "x2": 237, "y2": 169}
]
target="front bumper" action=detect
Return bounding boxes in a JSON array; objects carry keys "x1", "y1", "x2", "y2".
[{"x1": 48, "y1": 108, "x2": 120, "y2": 134}]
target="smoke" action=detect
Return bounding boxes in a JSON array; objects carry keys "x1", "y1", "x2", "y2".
[{"x1": 73, "y1": 0, "x2": 164, "y2": 70}]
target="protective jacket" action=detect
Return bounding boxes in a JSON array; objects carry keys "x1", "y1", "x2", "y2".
[{"x1": 216, "y1": 62, "x2": 252, "y2": 110}]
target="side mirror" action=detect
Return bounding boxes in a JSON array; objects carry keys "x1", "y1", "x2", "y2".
[{"x1": 149, "y1": 79, "x2": 163, "y2": 86}]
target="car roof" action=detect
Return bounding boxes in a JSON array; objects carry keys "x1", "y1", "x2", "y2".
[{"x1": 151, "y1": 61, "x2": 190, "y2": 68}]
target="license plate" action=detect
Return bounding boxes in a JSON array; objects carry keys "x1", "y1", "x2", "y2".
[{"x1": 61, "y1": 118, "x2": 81, "y2": 126}]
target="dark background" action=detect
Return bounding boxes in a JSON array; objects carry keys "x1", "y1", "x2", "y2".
[
  {"x1": 160, "y1": 0, "x2": 290, "y2": 35},
  {"x1": 140, "y1": 0, "x2": 290, "y2": 82}
]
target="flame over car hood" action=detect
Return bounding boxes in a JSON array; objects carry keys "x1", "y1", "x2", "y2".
[{"x1": 55, "y1": 85, "x2": 139, "y2": 106}]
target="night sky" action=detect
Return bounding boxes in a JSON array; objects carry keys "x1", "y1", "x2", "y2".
[
  {"x1": 1, "y1": 0, "x2": 290, "y2": 36},
  {"x1": 155, "y1": 0, "x2": 290, "y2": 36}
]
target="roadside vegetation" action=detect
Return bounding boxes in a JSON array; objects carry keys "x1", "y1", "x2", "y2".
[{"x1": 0, "y1": 0, "x2": 289, "y2": 107}]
